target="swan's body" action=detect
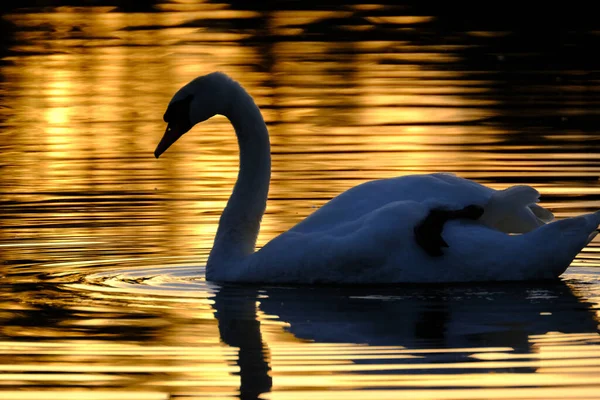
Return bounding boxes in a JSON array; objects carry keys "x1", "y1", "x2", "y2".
[{"x1": 155, "y1": 72, "x2": 600, "y2": 284}]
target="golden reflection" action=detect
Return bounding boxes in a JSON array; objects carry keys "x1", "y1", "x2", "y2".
[
  {"x1": 366, "y1": 16, "x2": 435, "y2": 24},
  {"x1": 261, "y1": 387, "x2": 600, "y2": 399},
  {"x1": 0, "y1": 393, "x2": 168, "y2": 400},
  {"x1": 272, "y1": 11, "x2": 353, "y2": 31}
]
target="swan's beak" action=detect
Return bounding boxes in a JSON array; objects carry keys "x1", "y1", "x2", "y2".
[{"x1": 154, "y1": 124, "x2": 183, "y2": 158}]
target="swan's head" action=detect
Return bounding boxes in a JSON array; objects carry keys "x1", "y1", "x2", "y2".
[{"x1": 154, "y1": 72, "x2": 235, "y2": 158}]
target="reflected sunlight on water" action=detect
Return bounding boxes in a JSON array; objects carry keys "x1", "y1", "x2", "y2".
[{"x1": 1, "y1": 1, "x2": 600, "y2": 399}]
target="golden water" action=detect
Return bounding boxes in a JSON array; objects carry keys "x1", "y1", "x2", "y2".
[{"x1": 1, "y1": 2, "x2": 600, "y2": 399}]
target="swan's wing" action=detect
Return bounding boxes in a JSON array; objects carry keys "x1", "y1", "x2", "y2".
[
  {"x1": 289, "y1": 173, "x2": 553, "y2": 237},
  {"x1": 289, "y1": 174, "x2": 493, "y2": 235}
]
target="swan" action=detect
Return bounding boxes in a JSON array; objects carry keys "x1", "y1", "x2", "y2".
[{"x1": 154, "y1": 71, "x2": 600, "y2": 284}]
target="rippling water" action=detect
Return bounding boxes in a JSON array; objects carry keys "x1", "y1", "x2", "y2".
[{"x1": 1, "y1": 2, "x2": 600, "y2": 399}]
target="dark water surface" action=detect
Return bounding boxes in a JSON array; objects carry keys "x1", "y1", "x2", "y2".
[{"x1": 1, "y1": 2, "x2": 600, "y2": 399}]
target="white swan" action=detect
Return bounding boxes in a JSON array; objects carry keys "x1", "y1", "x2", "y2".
[{"x1": 154, "y1": 72, "x2": 600, "y2": 284}]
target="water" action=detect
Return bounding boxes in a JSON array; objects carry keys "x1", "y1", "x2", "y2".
[{"x1": 1, "y1": 2, "x2": 600, "y2": 399}]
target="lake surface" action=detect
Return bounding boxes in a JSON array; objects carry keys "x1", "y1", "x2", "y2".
[{"x1": 1, "y1": 2, "x2": 600, "y2": 399}]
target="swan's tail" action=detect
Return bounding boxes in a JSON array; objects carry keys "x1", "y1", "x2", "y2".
[
  {"x1": 480, "y1": 185, "x2": 554, "y2": 233},
  {"x1": 548, "y1": 210, "x2": 600, "y2": 245},
  {"x1": 520, "y1": 210, "x2": 600, "y2": 278}
]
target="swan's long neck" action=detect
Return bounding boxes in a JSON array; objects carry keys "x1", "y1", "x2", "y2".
[{"x1": 207, "y1": 84, "x2": 271, "y2": 277}]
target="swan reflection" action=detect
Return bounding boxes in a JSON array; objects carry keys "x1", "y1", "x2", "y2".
[
  {"x1": 213, "y1": 286, "x2": 272, "y2": 400},
  {"x1": 212, "y1": 280, "x2": 599, "y2": 398}
]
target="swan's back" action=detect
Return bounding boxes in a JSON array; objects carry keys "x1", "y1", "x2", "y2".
[{"x1": 290, "y1": 173, "x2": 493, "y2": 234}]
